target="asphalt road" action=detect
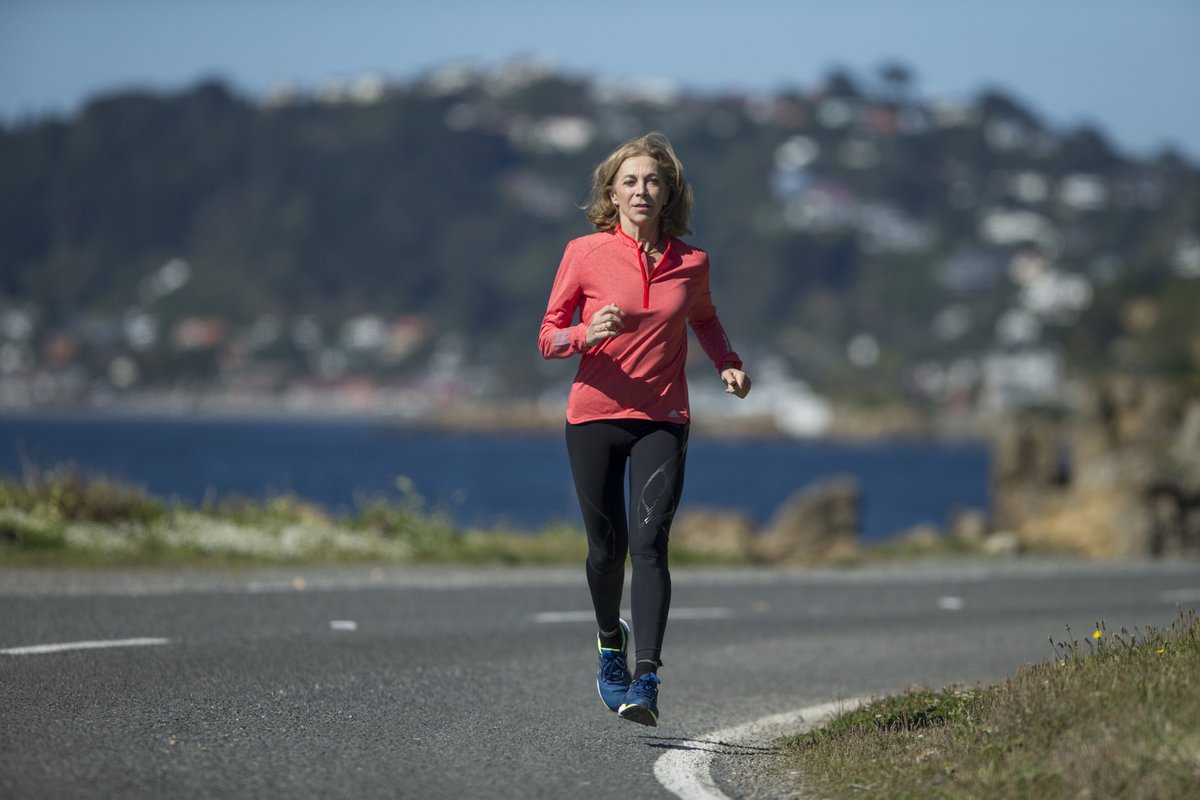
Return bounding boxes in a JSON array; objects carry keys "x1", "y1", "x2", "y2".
[{"x1": 2, "y1": 559, "x2": 1198, "y2": 799}]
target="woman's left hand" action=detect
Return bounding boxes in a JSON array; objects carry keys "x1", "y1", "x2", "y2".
[{"x1": 720, "y1": 368, "x2": 751, "y2": 399}]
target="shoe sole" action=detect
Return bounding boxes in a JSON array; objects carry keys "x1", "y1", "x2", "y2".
[{"x1": 617, "y1": 704, "x2": 658, "y2": 727}]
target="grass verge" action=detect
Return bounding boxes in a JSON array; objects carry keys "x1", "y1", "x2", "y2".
[
  {"x1": 778, "y1": 610, "x2": 1200, "y2": 799},
  {"x1": 0, "y1": 464, "x2": 1054, "y2": 568},
  {"x1": 0, "y1": 465, "x2": 758, "y2": 568},
  {"x1": 0, "y1": 466, "x2": 591, "y2": 567}
]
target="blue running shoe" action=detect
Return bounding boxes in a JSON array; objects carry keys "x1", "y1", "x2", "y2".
[
  {"x1": 618, "y1": 672, "x2": 660, "y2": 726},
  {"x1": 596, "y1": 619, "x2": 631, "y2": 712}
]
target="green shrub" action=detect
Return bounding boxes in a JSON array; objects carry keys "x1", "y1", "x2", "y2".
[
  {"x1": 0, "y1": 509, "x2": 67, "y2": 549},
  {"x1": 203, "y1": 492, "x2": 330, "y2": 528},
  {"x1": 2, "y1": 466, "x2": 165, "y2": 524}
]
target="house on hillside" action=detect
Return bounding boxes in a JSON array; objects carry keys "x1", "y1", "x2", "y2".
[{"x1": 980, "y1": 348, "x2": 1061, "y2": 413}]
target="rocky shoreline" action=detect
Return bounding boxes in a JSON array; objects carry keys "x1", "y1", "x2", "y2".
[
  {"x1": 5, "y1": 377, "x2": 1196, "y2": 564},
  {"x1": 667, "y1": 377, "x2": 1200, "y2": 565},
  {"x1": 992, "y1": 377, "x2": 1200, "y2": 559}
]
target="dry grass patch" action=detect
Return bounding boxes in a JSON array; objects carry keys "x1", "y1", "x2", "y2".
[
  {"x1": 0, "y1": 465, "x2": 594, "y2": 566},
  {"x1": 780, "y1": 610, "x2": 1200, "y2": 799}
]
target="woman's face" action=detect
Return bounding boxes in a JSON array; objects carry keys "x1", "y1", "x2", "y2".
[{"x1": 610, "y1": 155, "x2": 667, "y2": 232}]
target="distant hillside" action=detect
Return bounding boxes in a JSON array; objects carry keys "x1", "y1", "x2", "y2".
[{"x1": 1, "y1": 62, "x2": 1197, "y2": 418}]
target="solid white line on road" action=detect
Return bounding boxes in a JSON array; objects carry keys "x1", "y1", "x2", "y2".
[
  {"x1": 0, "y1": 637, "x2": 171, "y2": 656},
  {"x1": 532, "y1": 608, "x2": 733, "y2": 624},
  {"x1": 654, "y1": 698, "x2": 867, "y2": 800},
  {"x1": 1160, "y1": 589, "x2": 1200, "y2": 604},
  {"x1": 938, "y1": 596, "x2": 965, "y2": 611},
  {"x1": 330, "y1": 620, "x2": 358, "y2": 631}
]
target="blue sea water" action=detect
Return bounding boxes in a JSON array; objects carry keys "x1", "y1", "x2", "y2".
[{"x1": 0, "y1": 416, "x2": 990, "y2": 541}]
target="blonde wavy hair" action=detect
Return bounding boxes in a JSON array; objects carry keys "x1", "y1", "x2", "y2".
[{"x1": 585, "y1": 132, "x2": 694, "y2": 238}]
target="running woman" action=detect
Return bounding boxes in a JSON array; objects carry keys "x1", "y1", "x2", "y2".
[{"x1": 538, "y1": 132, "x2": 751, "y2": 726}]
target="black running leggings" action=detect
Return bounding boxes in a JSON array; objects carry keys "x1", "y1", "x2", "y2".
[{"x1": 565, "y1": 418, "x2": 689, "y2": 669}]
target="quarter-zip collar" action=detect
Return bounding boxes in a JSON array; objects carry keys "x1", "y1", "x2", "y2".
[{"x1": 614, "y1": 226, "x2": 673, "y2": 310}]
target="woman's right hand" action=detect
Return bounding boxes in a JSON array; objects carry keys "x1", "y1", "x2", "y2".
[{"x1": 585, "y1": 304, "x2": 625, "y2": 348}]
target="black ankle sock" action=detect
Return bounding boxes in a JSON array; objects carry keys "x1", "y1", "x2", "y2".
[
  {"x1": 633, "y1": 659, "x2": 659, "y2": 679},
  {"x1": 598, "y1": 627, "x2": 624, "y2": 650}
]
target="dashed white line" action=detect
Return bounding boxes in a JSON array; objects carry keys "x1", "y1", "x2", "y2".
[
  {"x1": 532, "y1": 608, "x2": 732, "y2": 624},
  {"x1": 330, "y1": 620, "x2": 358, "y2": 631},
  {"x1": 532, "y1": 610, "x2": 600, "y2": 624},
  {"x1": 654, "y1": 698, "x2": 866, "y2": 800},
  {"x1": 938, "y1": 595, "x2": 965, "y2": 611},
  {"x1": 0, "y1": 637, "x2": 171, "y2": 656},
  {"x1": 669, "y1": 608, "x2": 734, "y2": 621}
]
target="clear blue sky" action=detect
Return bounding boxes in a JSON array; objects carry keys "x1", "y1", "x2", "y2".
[{"x1": 2, "y1": 0, "x2": 1198, "y2": 160}]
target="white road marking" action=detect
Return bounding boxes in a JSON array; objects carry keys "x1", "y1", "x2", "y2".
[
  {"x1": 330, "y1": 620, "x2": 358, "y2": 631},
  {"x1": 245, "y1": 581, "x2": 294, "y2": 593},
  {"x1": 6, "y1": 559, "x2": 1189, "y2": 599},
  {"x1": 938, "y1": 595, "x2": 965, "y2": 611},
  {"x1": 0, "y1": 637, "x2": 171, "y2": 656},
  {"x1": 654, "y1": 698, "x2": 867, "y2": 800},
  {"x1": 532, "y1": 608, "x2": 732, "y2": 624},
  {"x1": 1159, "y1": 589, "x2": 1200, "y2": 604},
  {"x1": 532, "y1": 611, "x2": 598, "y2": 624},
  {"x1": 246, "y1": 577, "x2": 309, "y2": 593}
]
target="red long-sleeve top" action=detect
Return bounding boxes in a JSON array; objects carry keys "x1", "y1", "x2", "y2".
[{"x1": 538, "y1": 228, "x2": 742, "y2": 424}]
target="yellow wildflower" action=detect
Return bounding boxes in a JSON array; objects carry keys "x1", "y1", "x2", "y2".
[
  {"x1": 1155, "y1": 648, "x2": 1165, "y2": 654},
  {"x1": 1092, "y1": 630, "x2": 1102, "y2": 640}
]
